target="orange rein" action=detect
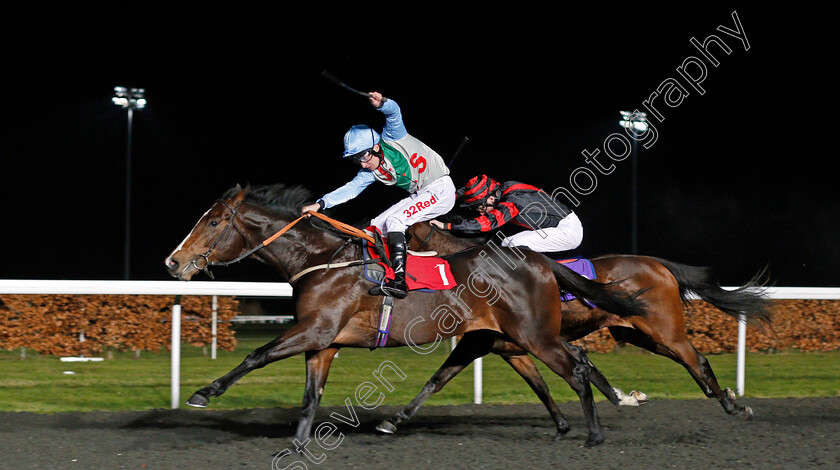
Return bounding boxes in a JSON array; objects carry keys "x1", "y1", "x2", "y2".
[
  {"x1": 261, "y1": 211, "x2": 376, "y2": 247},
  {"x1": 204, "y1": 207, "x2": 377, "y2": 271}
]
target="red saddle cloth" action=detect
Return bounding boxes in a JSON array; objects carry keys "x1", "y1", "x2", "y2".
[{"x1": 365, "y1": 227, "x2": 457, "y2": 291}]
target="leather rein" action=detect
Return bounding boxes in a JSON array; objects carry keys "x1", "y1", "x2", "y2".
[{"x1": 191, "y1": 199, "x2": 377, "y2": 281}]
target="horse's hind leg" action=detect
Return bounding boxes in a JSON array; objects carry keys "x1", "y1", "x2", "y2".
[
  {"x1": 376, "y1": 330, "x2": 496, "y2": 434},
  {"x1": 672, "y1": 340, "x2": 753, "y2": 418},
  {"x1": 500, "y1": 354, "x2": 570, "y2": 439},
  {"x1": 500, "y1": 341, "x2": 646, "y2": 413},
  {"x1": 609, "y1": 325, "x2": 753, "y2": 419},
  {"x1": 691, "y1": 346, "x2": 753, "y2": 418},
  {"x1": 385, "y1": 337, "x2": 631, "y2": 440},
  {"x1": 531, "y1": 339, "x2": 605, "y2": 447},
  {"x1": 562, "y1": 342, "x2": 649, "y2": 407}
]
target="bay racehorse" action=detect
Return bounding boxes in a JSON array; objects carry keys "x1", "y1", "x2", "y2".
[
  {"x1": 164, "y1": 184, "x2": 651, "y2": 447},
  {"x1": 378, "y1": 221, "x2": 772, "y2": 434}
]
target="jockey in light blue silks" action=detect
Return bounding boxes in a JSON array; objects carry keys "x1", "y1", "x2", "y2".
[{"x1": 302, "y1": 91, "x2": 456, "y2": 299}]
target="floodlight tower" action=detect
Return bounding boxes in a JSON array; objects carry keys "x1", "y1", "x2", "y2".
[
  {"x1": 619, "y1": 111, "x2": 648, "y2": 255},
  {"x1": 112, "y1": 87, "x2": 146, "y2": 280}
]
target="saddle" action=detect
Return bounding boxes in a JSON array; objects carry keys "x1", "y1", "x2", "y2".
[
  {"x1": 362, "y1": 228, "x2": 457, "y2": 293},
  {"x1": 363, "y1": 227, "x2": 458, "y2": 350}
]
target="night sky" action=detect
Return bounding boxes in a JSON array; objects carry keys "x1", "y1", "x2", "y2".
[{"x1": 2, "y1": 7, "x2": 835, "y2": 287}]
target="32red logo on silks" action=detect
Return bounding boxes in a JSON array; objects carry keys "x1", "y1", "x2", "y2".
[{"x1": 403, "y1": 195, "x2": 438, "y2": 218}]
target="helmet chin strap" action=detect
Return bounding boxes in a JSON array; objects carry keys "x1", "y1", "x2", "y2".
[
  {"x1": 480, "y1": 191, "x2": 500, "y2": 212},
  {"x1": 372, "y1": 147, "x2": 384, "y2": 169}
]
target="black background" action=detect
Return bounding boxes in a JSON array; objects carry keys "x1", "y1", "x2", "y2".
[{"x1": 2, "y1": 6, "x2": 835, "y2": 287}]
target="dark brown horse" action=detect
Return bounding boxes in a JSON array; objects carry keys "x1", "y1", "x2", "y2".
[
  {"x1": 375, "y1": 222, "x2": 772, "y2": 435},
  {"x1": 164, "y1": 184, "x2": 650, "y2": 447}
]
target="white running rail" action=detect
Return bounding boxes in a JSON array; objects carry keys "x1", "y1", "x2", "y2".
[
  {"x1": 0, "y1": 280, "x2": 292, "y2": 409},
  {"x1": 2, "y1": 282, "x2": 838, "y2": 406}
]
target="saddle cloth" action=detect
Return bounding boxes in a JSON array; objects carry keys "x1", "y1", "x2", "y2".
[
  {"x1": 363, "y1": 228, "x2": 457, "y2": 292},
  {"x1": 556, "y1": 258, "x2": 596, "y2": 302}
]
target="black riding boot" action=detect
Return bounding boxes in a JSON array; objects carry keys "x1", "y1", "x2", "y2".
[{"x1": 370, "y1": 232, "x2": 408, "y2": 299}]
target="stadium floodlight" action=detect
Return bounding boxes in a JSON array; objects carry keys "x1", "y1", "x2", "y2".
[
  {"x1": 113, "y1": 86, "x2": 146, "y2": 279},
  {"x1": 112, "y1": 87, "x2": 146, "y2": 110},
  {"x1": 619, "y1": 110, "x2": 648, "y2": 255},
  {"x1": 619, "y1": 110, "x2": 649, "y2": 132}
]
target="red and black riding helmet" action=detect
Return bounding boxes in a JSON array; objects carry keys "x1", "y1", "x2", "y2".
[{"x1": 457, "y1": 175, "x2": 500, "y2": 208}]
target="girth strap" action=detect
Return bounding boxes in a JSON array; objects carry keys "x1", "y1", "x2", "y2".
[{"x1": 288, "y1": 258, "x2": 382, "y2": 284}]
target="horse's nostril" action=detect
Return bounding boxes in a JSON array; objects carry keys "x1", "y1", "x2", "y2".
[{"x1": 165, "y1": 257, "x2": 179, "y2": 270}]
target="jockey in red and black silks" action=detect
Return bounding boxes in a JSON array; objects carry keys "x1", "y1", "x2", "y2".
[{"x1": 432, "y1": 175, "x2": 584, "y2": 253}]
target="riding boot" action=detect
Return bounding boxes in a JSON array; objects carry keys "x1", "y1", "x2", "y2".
[{"x1": 369, "y1": 232, "x2": 408, "y2": 299}]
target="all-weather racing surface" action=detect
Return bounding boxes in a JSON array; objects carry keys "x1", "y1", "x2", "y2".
[{"x1": 1, "y1": 398, "x2": 837, "y2": 469}]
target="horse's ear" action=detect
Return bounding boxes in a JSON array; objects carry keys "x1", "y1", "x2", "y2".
[{"x1": 229, "y1": 185, "x2": 247, "y2": 206}]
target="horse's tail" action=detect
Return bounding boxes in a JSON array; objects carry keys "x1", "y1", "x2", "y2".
[
  {"x1": 652, "y1": 257, "x2": 774, "y2": 327},
  {"x1": 545, "y1": 256, "x2": 648, "y2": 319}
]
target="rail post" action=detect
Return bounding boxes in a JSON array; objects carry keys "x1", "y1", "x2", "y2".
[{"x1": 171, "y1": 295, "x2": 182, "y2": 409}]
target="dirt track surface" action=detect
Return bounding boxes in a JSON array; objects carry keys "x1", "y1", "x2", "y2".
[{"x1": 1, "y1": 398, "x2": 837, "y2": 469}]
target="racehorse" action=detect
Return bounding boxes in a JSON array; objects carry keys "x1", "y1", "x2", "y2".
[
  {"x1": 164, "y1": 184, "x2": 650, "y2": 447},
  {"x1": 376, "y1": 222, "x2": 773, "y2": 434}
]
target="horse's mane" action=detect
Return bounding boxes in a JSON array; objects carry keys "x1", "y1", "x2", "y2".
[
  {"x1": 222, "y1": 183, "x2": 369, "y2": 238},
  {"x1": 222, "y1": 184, "x2": 314, "y2": 218}
]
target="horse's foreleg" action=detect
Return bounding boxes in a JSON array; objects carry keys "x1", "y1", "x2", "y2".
[
  {"x1": 187, "y1": 322, "x2": 334, "y2": 408},
  {"x1": 295, "y1": 348, "x2": 340, "y2": 442},
  {"x1": 375, "y1": 331, "x2": 495, "y2": 434}
]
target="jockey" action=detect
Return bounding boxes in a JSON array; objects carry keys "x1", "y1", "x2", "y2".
[
  {"x1": 302, "y1": 92, "x2": 456, "y2": 299},
  {"x1": 430, "y1": 175, "x2": 583, "y2": 253}
]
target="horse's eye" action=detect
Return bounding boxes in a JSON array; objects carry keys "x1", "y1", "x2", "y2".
[{"x1": 209, "y1": 220, "x2": 219, "y2": 227}]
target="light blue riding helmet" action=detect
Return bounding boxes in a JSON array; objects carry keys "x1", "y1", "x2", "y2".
[{"x1": 342, "y1": 125, "x2": 381, "y2": 158}]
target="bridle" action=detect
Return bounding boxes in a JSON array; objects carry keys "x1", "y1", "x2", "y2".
[
  {"x1": 187, "y1": 198, "x2": 377, "y2": 280},
  {"x1": 190, "y1": 199, "x2": 247, "y2": 279}
]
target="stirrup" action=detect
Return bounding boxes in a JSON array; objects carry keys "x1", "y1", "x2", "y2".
[{"x1": 371, "y1": 296, "x2": 395, "y2": 350}]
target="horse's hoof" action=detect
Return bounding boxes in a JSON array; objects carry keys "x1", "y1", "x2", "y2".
[
  {"x1": 741, "y1": 406, "x2": 754, "y2": 420},
  {"x1": 554, "y1": 424, "x2": 571, "y2": 440},
  {"x1": 556, "y1": 420, "x2": 571, "y2": 436},
  {"x1": 617, "y1": 388, "x2": 648, "y2": 406},
  {"x1": 186, "y1": 393, "x2": 209, "y2": 408},
  {"x1": 375, "y1": 419, "x2": 397, "y2": 434},
  {"x1": 630, "y1": 390, "x2": 650, "y2": 405},
  {"x1": 584, "y1": 434, "x2": 606, "y2": 448},
  {"x1": 725, "y1": 387, "x2": 737, "y2": 401}
]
